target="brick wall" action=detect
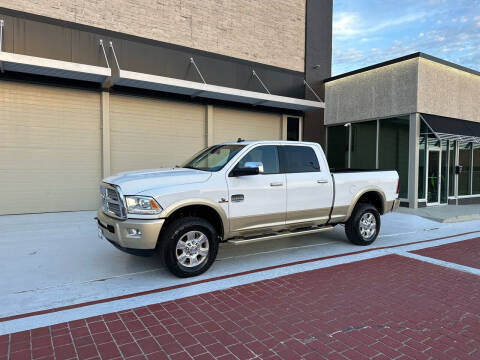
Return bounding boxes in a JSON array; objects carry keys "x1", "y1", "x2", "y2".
[{"x1": 0, "y1": 0, "x2": 306, "y2": 72}]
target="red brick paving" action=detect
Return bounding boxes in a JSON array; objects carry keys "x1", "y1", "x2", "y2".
[
  {"x1": 1, "y1": 254, "x2": 480, "y2": 359},
  {"x1": 413, "y1": 237, "x2": 480, "y2": 269}
]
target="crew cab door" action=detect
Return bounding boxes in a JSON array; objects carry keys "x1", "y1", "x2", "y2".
[
  {"x1": 280, "y1": 145, "x2": 334, "y2": 226},
  {"x1": 227, "y1": 145, "x2": 286, "y2": 233}
]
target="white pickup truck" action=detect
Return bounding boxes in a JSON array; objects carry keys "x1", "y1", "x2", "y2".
[{"x1": 97, "y1": 140, "x2": 400, "y2": 277}]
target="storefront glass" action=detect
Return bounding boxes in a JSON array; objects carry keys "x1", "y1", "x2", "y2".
[
  {"x1": 418, "y1": 135, "x2": 427, "y2": 200},
  {"x1": 448, "y1": 141, "x2": 456, "y2": 197},
  {"x1": 326, "y1": 125, "x2": 349, "y2": 170},
  {"x1": 350, "y1": 121, "x2": 377, "y2": 169},
  {"x1": 379, "y1": 116, "x2": 409, "y2": 198},
  {"x1": 440, "y1": 141, "x2": 448, "y2": 203},
  {"x1": 458, "y1": 142, "x2": 472, "y2": 196},
  {"x1": 473, "y1": 144, "x2": 480, "y2": 195}
]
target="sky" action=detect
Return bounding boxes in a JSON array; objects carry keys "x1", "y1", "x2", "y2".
[{"x1": 332, "y1": 0, "x2": 480, "y2": 75}]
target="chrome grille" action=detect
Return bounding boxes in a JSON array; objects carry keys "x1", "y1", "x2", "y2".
[{"x1": 100, "y1": 183, "x2": 126, "y2": 219}]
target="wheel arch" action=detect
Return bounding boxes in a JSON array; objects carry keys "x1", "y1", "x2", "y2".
[
  {"x1": 159, "y1": 200, "x2": 228, "y2": 240},
  {"x1": 346, "y1": 188, "x2": 386, "y2": 220}
]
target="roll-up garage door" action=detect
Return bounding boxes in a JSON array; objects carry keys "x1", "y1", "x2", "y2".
[
  {"x1": 213, "y1": 107, "x2": 282, "y2": 143},
  {"x1": 0, "y1": 81, "x2": 101, "y2": 215},
  {"x1": 110, "y1": 94, "x2": 207, "y2": 175}
]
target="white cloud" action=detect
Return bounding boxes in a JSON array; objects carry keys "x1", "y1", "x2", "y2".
[{"x1": 333, "y1": 11, "x2": 430, "y2": 40}]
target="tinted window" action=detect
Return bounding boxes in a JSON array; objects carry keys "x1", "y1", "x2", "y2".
[
  {"x1": 282, "y1": 146, "x2": 320, "y2": 173},
  {"x1": 236, "y1": 146, "x2": 279, "y2": 174}
]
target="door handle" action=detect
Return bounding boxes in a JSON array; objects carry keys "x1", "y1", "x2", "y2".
[
  {"x1": 317, "y1": 179, "x2": 328, "y2": 184},
  {"x1": 270, "y1": 182, "x2": 283, "y2": 187}
]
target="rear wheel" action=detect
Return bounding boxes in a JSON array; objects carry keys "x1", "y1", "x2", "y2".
[
  {"x1": 345, "y1": 203, "x2": 380, "y2": 246},
  {"x1": 160, "y1": 217, "x2": 219, "y2": 277}
]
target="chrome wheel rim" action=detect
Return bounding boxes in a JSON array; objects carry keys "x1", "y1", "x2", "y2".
[
  {"x1": 359, "y1": 212, "x2": 376, "y2": 240},
  {"x1": 176, "y1": 231, "x2": 209, "y2": 268}
]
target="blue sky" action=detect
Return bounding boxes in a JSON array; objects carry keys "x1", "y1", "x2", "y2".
[{"x1": 332, "y1": 0, "x2": 480, "y2": 75}]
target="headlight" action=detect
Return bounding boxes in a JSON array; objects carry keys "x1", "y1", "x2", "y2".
[{"x1": 125, "y1": 196, "x2": 162, "y2": 215}]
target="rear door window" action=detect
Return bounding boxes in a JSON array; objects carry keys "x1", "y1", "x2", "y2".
[{"x1": 281, "y1": 145, "x2": 320, "y2": 173}]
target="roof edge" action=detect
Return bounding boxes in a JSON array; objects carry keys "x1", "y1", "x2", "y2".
[{"x1": 325, "y1": 52, "x2": 480, "y2": 83}]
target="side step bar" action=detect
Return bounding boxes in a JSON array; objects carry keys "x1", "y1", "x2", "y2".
[{"x1": 227, "y1": 225, "x2": 334, "y2": 245}]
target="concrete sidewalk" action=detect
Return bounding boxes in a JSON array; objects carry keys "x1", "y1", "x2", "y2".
[{"x1": 397, "y1": 204, "x2": 480, "y2": 223}]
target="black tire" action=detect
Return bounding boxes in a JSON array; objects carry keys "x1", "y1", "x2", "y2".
[
  {"x1": 160, "y1": 216, "x2": 219, "y2": 278},
  {"x1": 345, "y1": 203, "x2": 381, "y2": 246}
]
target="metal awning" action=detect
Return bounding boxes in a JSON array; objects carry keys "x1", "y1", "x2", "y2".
[
  {"x1": 0, "y1": 50, "x2": 323, "y2": 112},
  {"x1": 115, "y1": 70, "x2": 324, "y2": 111},
  {"x1": 0, "y1": 51, "x2": 111, "y2": 83},
  {"x1": 421, "y1": 113, "x2": 480, "y2": 144}
]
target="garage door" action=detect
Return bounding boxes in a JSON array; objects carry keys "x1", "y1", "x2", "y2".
[
  {"x1": 213, "y1": 107, "x2": 282, "y2": 143},
  {"x1": 110, "y1": 94, "x2": 207, "y2": 175},
  {"x1": 0, "y1": 81, "x2": 101, "y2": 215}
]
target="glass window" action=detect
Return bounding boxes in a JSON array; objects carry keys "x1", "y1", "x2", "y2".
[
  {"x1": 458, "y1": 142, "x2": 472, "y2": 196},
  {"x1": 378, "y1": 116, "x2": 409, "y2": 198},
  {"x1": 418, "y1": 135, "x2": 427, "y2": 199},
  {"x1": 448, "y1": 141, "x2": 456, "y2": 197},
  {"x1": 182, "y1": 144, "x2": 244, "y2": 171},
  {"x1": 350, "y1": 121, "x2": 377, "y2": 169},
  {"x1": 287, "y1": 117, "x2": 300, "y2": 141},
  {"x1": 440, "y1": 141, "x2": 448, "y2": 204},
  {"x1": 282, "y1": 146, "x2": 320, "y2": 173},
  {"x1": 473, "y1": 144, "x2": 480, "y2": 195},
  {"x1": 236, "y1": 146, "x2": 279, "y2": 174},
  {"x1": 326, "y1": 125, "x2": 348, "y2": 170}
]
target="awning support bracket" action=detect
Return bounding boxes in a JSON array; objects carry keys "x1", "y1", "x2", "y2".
[
  {"x1": 304, "y1": 80, "x2": 323, "y2": 102},
  {"x1": 189, "y1": 57, "x2": 207, "y2": 98},
  {"x1": 252, "y1": 69, "x2": 271, "y2": 94},
  {"x1": 99, "y1": 40, "x2": 110, "y2": 68},
  {"x1": 109, "y1": 41, "x2": 121, "y2": 72},
  {"x1": 420, "y1": 114, "x2": 441, "y2": 142},
  {"x1": 190, "y1": 57, "x2": 206, "y2": 84}
]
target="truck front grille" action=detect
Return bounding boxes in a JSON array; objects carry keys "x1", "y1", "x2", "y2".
[{"x1": 100, "y1": 183, "x2": 126, "y2": 220}]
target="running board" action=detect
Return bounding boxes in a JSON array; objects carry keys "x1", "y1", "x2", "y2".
[{"x1": 227, "y1": 226, "x2": 334, "y2": 245}]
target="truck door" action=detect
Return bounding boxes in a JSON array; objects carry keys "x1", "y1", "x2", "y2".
[
  {"x1": 280, "y1": 145, "x2": 334, "y2": 226},
  {"x1": 226, "y1": 145, "x2": 286, "y2": 233}
]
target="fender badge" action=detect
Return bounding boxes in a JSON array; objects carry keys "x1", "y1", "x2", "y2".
[{"x1": 218, "y1": 198, "x2": 228, "y2": 203}]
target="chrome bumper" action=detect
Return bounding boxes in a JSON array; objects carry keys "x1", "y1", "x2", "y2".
[{"x1": 97, "y1": 209, "x2": 165, "y2": 250}]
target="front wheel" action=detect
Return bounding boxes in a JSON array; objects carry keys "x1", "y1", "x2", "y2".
[
  {"x1": 345, "y1": 203, "x2": 380, "y2": 246},
  {"x1": 160, "y1": 217, "x2": 219, "y2": 277}
]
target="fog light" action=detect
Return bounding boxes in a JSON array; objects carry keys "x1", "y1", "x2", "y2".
[{"x1": 127, "y1": 228, "x2": 142, "y2": 236}]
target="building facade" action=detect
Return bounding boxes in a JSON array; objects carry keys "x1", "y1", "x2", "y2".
[
  {"x1": 0, "y1": 0, "x2": 332, "y2": 215},
  {"x1": 324, "y1": 53, "x2": 480, "y2": 208}
]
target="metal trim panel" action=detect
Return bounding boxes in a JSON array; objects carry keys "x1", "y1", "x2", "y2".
[
  {"x1": 117, "y1": 70, "x2": 324, "y2": 111},
  {"x1": 0, "y1": 51, "x2": 111, "y2": 83}
]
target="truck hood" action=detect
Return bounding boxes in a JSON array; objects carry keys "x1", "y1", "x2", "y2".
[{"x1": 103, "y1": 168, "x2": 212, "y2": 195}]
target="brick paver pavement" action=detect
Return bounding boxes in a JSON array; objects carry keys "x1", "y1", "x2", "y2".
[
  {"x1": 412, "y1": 237, "x2": 480, "y2": 269},
  {"x1": 1, "y1": 253, "x2": 479, "y2": 360}
]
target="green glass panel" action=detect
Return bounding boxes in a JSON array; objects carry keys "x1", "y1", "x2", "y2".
[
  {"x1": 448, "y1": 141, "x2": 456, "y2": 197},
  {"x1": 458, "y1": 142, "x2": 472, "y2": 196},
  {"x1": 350, "y1": 121, "x2": 377, "y2": 169},
  {"x1": 379, "y1": 117, "x2": 409, "y2": 198},
  {"x1": 440, "y1": 141, "x2": 448, "y2": 203},
  {"x1": 473, "y1": 144, "x2": 480, "y2": 195},
  {"x1": 327, "y1": 126, "x2": 348, "y2": 170}
]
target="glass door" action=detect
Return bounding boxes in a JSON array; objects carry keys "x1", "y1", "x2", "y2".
[{"x1": 427, "y1": 149, "x2": 441, "y2": 205}]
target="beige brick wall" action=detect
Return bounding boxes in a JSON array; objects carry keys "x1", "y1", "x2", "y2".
[{"x1": 0, "y1": 0, "x2": 306, "y2": 72}]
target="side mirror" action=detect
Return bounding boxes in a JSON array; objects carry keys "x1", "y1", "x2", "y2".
[{"x1": 230, "y1": 161, "x2": 264, "y2": 177}]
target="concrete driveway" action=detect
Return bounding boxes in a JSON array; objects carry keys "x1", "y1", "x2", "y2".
[{"x1": 1, "y1": 211, "x2": 479, "y2": 335}]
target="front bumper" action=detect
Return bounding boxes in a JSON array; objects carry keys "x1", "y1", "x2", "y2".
[
  {"x1": 392, "y1": 199, "x2": 401, "y2": 212},
  {"x1": 97, "y1": 209, "x2": 165, "y2": 253}
]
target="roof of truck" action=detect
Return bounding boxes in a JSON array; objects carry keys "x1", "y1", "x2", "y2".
[{"x1": 219, "y1": 140, "x2": 319, "y2": 146}]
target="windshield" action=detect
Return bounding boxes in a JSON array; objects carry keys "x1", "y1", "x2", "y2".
[{"x1": 182, "y1": 144, "x2": 245, "y2": 172}]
